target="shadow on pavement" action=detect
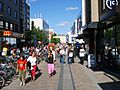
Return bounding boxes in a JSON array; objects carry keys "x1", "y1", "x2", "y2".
[
  {"x1": 98, "y1": 81, "x2": 120, "y2": 90},
  {"x1": 102, "y1": 67, "x2": 120, "y2": 81},
  {"x1": 25, "y1": 77, "x2": 31, "y2": 84},
  {"x1": 25, "y1": 70, "x2": 42, "y2": 84},
  {"x1": 35, "y1": 71, "x2": 42, "y2": 80},
  {"x1": 0, "y1": 80, "x2": 12, "y2": 89}
]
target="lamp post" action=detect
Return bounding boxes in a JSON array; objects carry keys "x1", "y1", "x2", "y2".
[{"x1": 34, "y1": 33, "x2": 36, "y2": 48}]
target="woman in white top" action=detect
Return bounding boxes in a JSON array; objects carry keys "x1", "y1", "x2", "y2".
[
  {"x1": 59, "y1": 48, "x2": 65, "y2": 64},
  {"x1": 79, "y1": 48, "x2": 85, "y2": 65},
  {"x1": 27, "y1": 51, "x2": 37, "y2": 81}
]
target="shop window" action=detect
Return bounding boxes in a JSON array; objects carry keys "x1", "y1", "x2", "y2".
[
  {"x1": 113, "y1": 25, "x2": 120, "y2": 65},
  {"x1": 104, "y1": 27, "x2": 115, "y2": 48},
  {"x1": 103, "y1": 25, "x2": 120, "y2": 65},
  {"x1": 0, "y1": 21, "x2": 3, "y2": 28}
]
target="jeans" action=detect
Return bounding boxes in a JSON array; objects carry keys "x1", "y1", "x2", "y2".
[
  {"x1": 68, "y1": 57, "x2": 72, "y2": 64},
  {"x1": 60, "y1": 55, "x2": 64, "y2": 64}
]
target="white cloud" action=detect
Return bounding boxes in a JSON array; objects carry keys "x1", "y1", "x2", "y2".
[
  {"x1": 66, "y1": 6, "x2": 79, "y2": 11},
  {"x1": 29, "y1": 0, "x2": 37, "y2": 2},
  {"x1": 57, "y1": 22, "x2": 69, "y2": 27}
]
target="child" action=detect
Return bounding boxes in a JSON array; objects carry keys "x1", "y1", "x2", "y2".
[
  {"x1": 47, "y1": 50, "x2": 55, "y2": 78},
  {"x1": 16, "y1": 55, "x2": 27, "y2": 86}
]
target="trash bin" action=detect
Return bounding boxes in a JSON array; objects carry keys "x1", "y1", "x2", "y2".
[{"x1": 88, "y1": 54, "x2": 96, "y2": 69}]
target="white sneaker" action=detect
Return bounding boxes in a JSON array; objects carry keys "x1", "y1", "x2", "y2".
[
  {"x1": 23, "y1": 82, "x2": 25, "y2": 86},
  {"x1": 20, "y1": 82, "x2": 22, "y2": 86}
]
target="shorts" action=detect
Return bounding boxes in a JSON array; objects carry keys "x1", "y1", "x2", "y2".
[{"x1": 19, "y1": 70, "x2": 25, "y2": 79}]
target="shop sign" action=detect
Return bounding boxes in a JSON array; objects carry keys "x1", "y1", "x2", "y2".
[
  {"x1": 106, "y1": 0, "x2": 118, "y2": 9},
  {"x1": 3, "y1": 31, "x2": 12, "y2": 36}
]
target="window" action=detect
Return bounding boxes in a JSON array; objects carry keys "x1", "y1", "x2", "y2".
[
  {"x1": 14, "y1": 11, "x2": 17, "y2": 18},
  {"x1": 10, "y1": 24, "x2": 13, "y2": 30},
  {"x1": 0, "y1": 21, "x2": 3, "y2": 28},
  {"x1": 7, "y1": 7, "x2": 11, "y2": 15},
  {"x1": 0, "y1": 2, "x2": 3, "y2": 12},
  {"x1": 14, "y1": 0, "x2": 17, "y2": 5},
  {"x1": 5, "y1": 22, "x2": 9, "y2": 29}
]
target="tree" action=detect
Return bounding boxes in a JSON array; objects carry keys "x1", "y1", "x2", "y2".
[
  {"x1": 24, "y1": 27, "x2": 48, "y2": 45},
  {"x1": 50, "y1": 35, "x2": 60, "y2": 44}
]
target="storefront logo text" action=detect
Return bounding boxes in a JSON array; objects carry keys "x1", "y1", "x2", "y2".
[{"x1": 106, "y1": 0, "x2": 118, "y2": 9}]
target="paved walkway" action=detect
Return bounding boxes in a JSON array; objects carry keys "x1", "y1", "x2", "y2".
[
  {"x1": 2, "y1": 61, "x2": 61, "y2": 90},
  {"x1": 2, "y1": 56, "x2": 120, "y2": 90}
]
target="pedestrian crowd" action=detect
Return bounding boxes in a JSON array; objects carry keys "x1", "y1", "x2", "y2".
[{"x1": 0, "y1": 42, "x2": 88, "y2": 87}]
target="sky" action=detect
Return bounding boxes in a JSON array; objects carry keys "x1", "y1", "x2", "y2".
[{"x1": 29, "y1": 0, "x2": 82, "y2": 34}]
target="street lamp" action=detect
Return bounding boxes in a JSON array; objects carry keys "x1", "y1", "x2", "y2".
[{"x1": 34, "y1": 33, "x2": 36, "y2": 48}]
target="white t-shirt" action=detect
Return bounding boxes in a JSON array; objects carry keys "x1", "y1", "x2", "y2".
[
  {"x1": 60, "y1": 49, "x2": 65, "y2": 55},
  {"x1": 79, "y1": 49, "x2": 85, "y2": 57},
  {"x1": 69, "y1": 52, "x2": 73, "y2": 57},
  {"x1": 27, "y1": 56, "x2": 37, "y2": 66}
]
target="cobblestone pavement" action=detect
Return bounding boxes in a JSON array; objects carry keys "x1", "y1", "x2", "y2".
[{"x1": 1, "y1": 56, "x2": 120, "y2": 90}]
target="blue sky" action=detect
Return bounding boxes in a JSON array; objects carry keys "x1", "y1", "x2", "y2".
[{"x1": 29, "y1": 0, "x2": 82, "y2": 34}]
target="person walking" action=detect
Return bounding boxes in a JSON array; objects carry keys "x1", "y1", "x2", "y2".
[
  {"x1": 27, "y1": 51, "x2": 37, "y2": 81},
  {"x1": 79, "y1": 47, "x2": 85, "y2": 65},
  {"x1": 16, "y1": 55, "x2": 27, "y2": 86},
  {"x1": 47, "y1": 50, "x2": 55, "y2": 78},
  {"x1": 68, "y1": 48, "x2": 74, "y2": 64},
  {"x1": 59, "y1": 47, "x2": 65, "y2": 64}
]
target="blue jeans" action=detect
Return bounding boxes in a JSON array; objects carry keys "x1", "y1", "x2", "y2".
[
  {"x1": 60, "y1": 55, "x2": 64, "y2": 64},
  {"x1": 68, "y1": 57, "x2": 72, "y2": 64}
]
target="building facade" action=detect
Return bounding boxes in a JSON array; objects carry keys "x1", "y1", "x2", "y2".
[
  {"x1": 66, "y1": 32, "x2": 77, "y2": 44},
  {"x1": 69, "y1": 15, "x2": 82, "y2": 44},
  {"x1": 30, "y1": 18, "x2": 49, "y2": 30},
  {"x1": 81, "y1": 0, "x2": 120, "y2": 69},
  {"x1": 0, "y1": 0, "x2": 30, "y2": 52},
  {"x1": 0, "y1": 0, "x2": 20, "y2": 52},
  {"x1": 19, "y1": 0, "x2": 30, "y2": 33},
  {"x1": 25, "y1": 1, "x2": 30, "y2": 31}
]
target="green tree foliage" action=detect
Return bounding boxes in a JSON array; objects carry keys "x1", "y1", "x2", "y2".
[
  {"x1": 50, "y1": 35, "x2": 60, "y2": 44},
  {"x1": 24, "y1": 27, "x2": 49, "y2": 44}
]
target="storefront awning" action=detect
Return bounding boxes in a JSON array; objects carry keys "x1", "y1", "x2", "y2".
[
  {"x1": 76, "y1": 31, "x2": 89, "y2": 39},
  {"x1": 82, "y1": 22, "x2": 106, "y2": 31}
]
